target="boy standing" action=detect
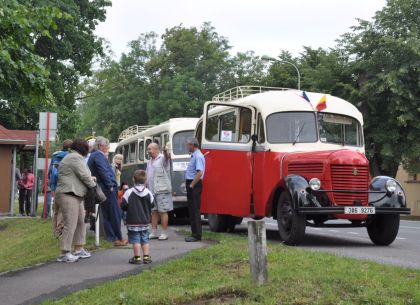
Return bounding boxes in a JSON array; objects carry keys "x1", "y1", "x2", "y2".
[{"x1": 121, "y1": 170, "x2": 155, "y2": 264}]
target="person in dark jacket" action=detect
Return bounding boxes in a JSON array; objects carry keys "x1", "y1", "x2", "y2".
[
  {"x1": 121, "y1": 170, "x2": 154, "y2": 264},
  {"x1": 87, "y1": 136, "x2": 127, "y2": 246}
]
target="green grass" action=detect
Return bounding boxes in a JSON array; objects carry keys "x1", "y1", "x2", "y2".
[
  {"x1": 42, "y1": 231, "x2": 420, "y2": 305},
  {"x1": 0, "y1": 218, "x2": 111, "y2": 273}
]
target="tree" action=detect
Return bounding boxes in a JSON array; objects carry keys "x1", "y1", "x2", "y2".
[
  {"x1": 340, "y1": 0, "x2": 420, "y2": 177},
  {"x1": 0, "y1": 1, "x2": 63, "y2": 128},
  {"x1": 1, "y1": 0, "x2": 111, "y2": 139}
]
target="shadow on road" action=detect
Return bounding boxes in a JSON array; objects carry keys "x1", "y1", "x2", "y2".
[{"x1": 231, "y1": 226, "x2": 375, "y2": 248}]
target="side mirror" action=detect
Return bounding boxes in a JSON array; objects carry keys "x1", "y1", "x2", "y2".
[{"x1": 251, "y1": 134, "x2": 258, "y2": 143}]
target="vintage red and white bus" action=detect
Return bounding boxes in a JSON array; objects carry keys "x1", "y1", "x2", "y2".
[{"x1": 195, "y1": 86, "x2": 410, "y2": 245}]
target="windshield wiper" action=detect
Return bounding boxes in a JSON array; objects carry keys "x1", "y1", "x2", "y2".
[{"x1": 292, "y1": 122, "x2": 306, "y2": 146}]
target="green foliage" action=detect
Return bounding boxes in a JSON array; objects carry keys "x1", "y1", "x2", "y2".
[
  {"x1": 78, "y1": 24, "x2": 264, "y2": 140},
  {"x1": 0, "y1": 0, "x2": 111, "y2": 140},
  {"x1": 339, "y1": 0, "x2": 420, "y2": 176},
  {"x1": 0, "y1": 0, "x2": 62, "y2": 127}
]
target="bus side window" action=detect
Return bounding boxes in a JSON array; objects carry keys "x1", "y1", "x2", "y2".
[
  {"x1": 123, "y1": 145, "x2": 129, "y2": 164},
  {"x1": 196, "y1": 121, "x2": 203, "y2": 147},
  {"x1": 162, "y1": 134, "x2": 169, "y2": 147},
  {"x1": 138, "y1": 141, "x2": 144, "y2": 161},
  {"x1": 257, "y1": 113, "x2": 265, "y2": 143},
  {"x1": 205, "y1": 106, "x2": 252, "y2": 143},
  {"x1": 145, "y1": 139, "x2": 152, "y2": 160},
  {"x1": 129, "y1": 142, "x2": 136, "y2": 163}
]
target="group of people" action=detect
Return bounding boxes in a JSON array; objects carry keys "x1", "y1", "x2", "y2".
[{"x1": 51, "y1": 135, "x2": 205, "y2": 265}]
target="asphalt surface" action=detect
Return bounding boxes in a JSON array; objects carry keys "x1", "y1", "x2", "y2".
[
  {"x1": 0, "y1": 228, "x2": 206, "y2": 305},
  {"x1": 236, "y1": 218, "x2": 420, "y2": 269}
]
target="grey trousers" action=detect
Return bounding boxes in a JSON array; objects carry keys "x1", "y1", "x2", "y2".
[{"x1": 55, "y1": 193, "x2": 86, "y2": 252}]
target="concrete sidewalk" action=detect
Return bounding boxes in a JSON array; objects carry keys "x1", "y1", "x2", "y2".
[{"x1": 0, "y1": 228, "x2": 206, "y2": 305}]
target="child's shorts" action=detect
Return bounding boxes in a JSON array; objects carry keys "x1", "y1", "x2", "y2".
[{"x1": 127, "y1": 229, "x2": 149, "y2": 245}]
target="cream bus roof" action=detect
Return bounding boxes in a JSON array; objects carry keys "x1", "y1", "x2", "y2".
[
  {"x1": 118, "y1": 117, "x2": 199, "y2": 145},
  {"x1": 215, "y1": 89, "x2": 364, "y2": 125}
]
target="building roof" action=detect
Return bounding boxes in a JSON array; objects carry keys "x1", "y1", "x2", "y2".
[{"x1": 0, "y1": 125, "x2": 37, "y2": 149}]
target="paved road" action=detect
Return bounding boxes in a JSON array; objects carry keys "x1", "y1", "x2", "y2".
[
  {"x1": 0, "y1": 228, "x2": 206, "y2": 305},
  {"x1": 236, "y1": 218, "x2": 420, "y2": 269}
]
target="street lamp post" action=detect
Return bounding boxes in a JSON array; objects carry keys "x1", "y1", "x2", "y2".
[{"x1": 261, "y1": 55, "x2": 301, "y2": 90}]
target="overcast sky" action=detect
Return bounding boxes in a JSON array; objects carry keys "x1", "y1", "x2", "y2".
[{"x1": 95, "y1": 0, "x2": 386, "y2": 59}]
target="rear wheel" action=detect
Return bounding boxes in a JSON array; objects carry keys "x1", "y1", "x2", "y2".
[
  {"x1": 276, "y1": 192, "x2": 306, "y2": 245},
  {"x1": 367, "y1": 214, "x2": 400, "y2": 246}
]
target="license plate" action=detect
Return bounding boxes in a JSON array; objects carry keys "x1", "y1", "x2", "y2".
[{"x1": 344, "y1": 206, "x2": 375, "y2": 214}]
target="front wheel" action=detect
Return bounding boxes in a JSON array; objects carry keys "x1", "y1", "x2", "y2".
[
  {"x1": 276, "y1": 192, "x2": 306, "y2": 245},
  {"x1": 208, "y1": 214, "x2": 229, "y2": 232},
  {"x1": 367, "y1": 214, "x2": 400, "y2": 246}
]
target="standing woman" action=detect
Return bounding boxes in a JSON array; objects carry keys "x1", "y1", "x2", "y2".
[
  {"x1": 111, "y1": 154, "x2": 123, "y2": 187},
  {"x1": 55, "y1": 139, "x2": 96, "y2": 263}
]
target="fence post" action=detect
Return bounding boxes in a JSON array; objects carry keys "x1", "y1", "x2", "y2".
[
  {"x1": 248, "y1": 219, "x2": 268, "y2": 285},
  {"x1": 95, "y1": 204, "x2": 100, "y2": 247}
]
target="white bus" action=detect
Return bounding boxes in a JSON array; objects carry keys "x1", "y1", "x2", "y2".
[{"x1": 116, "y1": 118, "x2": 199, "y2": 215}]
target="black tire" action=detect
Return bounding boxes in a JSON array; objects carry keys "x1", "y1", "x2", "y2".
[
  {"x1": 367, "y1": 214, "x2": 400, "y2": 246},
  {"x1": 208, "y1": 214, "x2": 229, "y2": 232},
  {"x1": 276, "y1": 192, "x2": 306, "y2": 245},
  {"x1": 226, "y1": 216, "x2": 243, "y2": 232}
]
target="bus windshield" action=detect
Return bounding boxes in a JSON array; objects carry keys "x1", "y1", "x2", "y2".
[
  {"x1": 172, "y1": 130, "x2": 194, "y2": 155},
  {"x1": 318, "y1": 113, "x2": 363, "y2": 146},
  {"x1": 266, "y1": 112, "x2": 317, "y2": 144}
]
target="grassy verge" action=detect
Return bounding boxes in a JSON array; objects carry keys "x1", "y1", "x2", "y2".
[
  {"x1": 0, "y1": 218, "x2": 111, "y2": 273},
  {"x1": 42, "y1": 231, "x2": 420, "y2": 305}
]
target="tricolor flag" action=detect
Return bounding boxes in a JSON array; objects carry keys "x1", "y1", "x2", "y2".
[
  {"x1": 316, "y1": 95, "x2": 327, "y2": 111},
  {"x1": 302, "y1": 91, "x2": 310, "y2": 103}
]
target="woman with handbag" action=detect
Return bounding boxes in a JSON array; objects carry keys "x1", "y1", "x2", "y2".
[{"x1": 55, "y1": 139, "x2": 97, "y2": 263}]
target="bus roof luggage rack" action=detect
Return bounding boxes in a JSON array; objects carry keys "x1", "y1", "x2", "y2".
[
  {"x1": 212, "y1": 86, "x2": 291, "y2": 102},
  {"x1": 118, "y1": 125, "x2": 156, "y2": 141}
]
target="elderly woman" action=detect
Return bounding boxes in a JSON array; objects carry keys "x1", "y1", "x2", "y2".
[{"x1": 55, "y1": 139, "x2": 96, "y2": 263}]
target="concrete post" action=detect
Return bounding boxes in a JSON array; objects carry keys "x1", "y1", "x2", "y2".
[{"x1": 247, "y1": 219, "x2": 268, "y2": 285}]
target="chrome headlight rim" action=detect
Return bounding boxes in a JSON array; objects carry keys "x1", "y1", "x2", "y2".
[{"x1": 309, "y1": 178, "x2": 321, "y2": 191}]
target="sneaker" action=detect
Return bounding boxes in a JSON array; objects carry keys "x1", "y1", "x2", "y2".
[
  {"x1": 143, "y1": 255, "x2": 152, "y2": 264},
  {"x1": 149, "y1": 232, "x2": 158, "y2": 239},
  {"x1": 129, "y1": 256, "x2": 142, "y2": 265},
  {"x1": 158, "y1": 233, "x2": 168, "y2": 241},
  {"x1": 57, "y1": 252, "x2": 79, "y2": 263},
  {"x1": 74, "y1": 248, "x2": 91, "y2": 259},
  {"x1": 114, "y1": 240, "x2": 128, "y2": 247}
]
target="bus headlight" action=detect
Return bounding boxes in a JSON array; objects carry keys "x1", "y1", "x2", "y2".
[
  {"x1": 386, "y1": 179, "x2": 397, "y2": 192},
  {"x1": 309, "y1": 178, "x2": 321, "y2": 191}
]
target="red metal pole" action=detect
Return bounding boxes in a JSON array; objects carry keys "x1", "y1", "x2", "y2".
[{"x1": 42, "y1": 112, "x2": 50, "y2": 219}]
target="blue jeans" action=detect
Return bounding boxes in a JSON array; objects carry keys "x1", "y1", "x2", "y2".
[
  {"x1": 101, "y1": 190, "x2": 123, "y2": 242},
  {"x1": 128, "y1": 229, "x2": 149, "y2": 245},
  {"x1": 42, "y1": 191, "x2": 52, "y2": 217}
]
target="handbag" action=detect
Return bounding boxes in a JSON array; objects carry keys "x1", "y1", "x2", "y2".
[{"x1": 84, "y1": 185, "x2": 107, "y2": 214}]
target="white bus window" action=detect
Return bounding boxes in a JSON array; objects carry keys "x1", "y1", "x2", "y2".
[
  {"x1": 205, "y1": 116, "x2": 219, "y2": 141},
  {"x1": 145, "y1": 139, "x2": 152, "y2": 160},
  {"x1": 129, "y1": 142, "x2": 136, "y2": 163},
  {"x1": 172, "y1": 130, "x2": 194, "y2": 155},
  {"x1": 267, "y1": 112, "x2": 317, "y2": 144},
  {"x1": 318, "y1": 113, "x2": 363, "y2": 147},
  {"x1": 257, "y1": 113, "x2": 265, "y2": 143},
  {"x1": 138, "y1": 141, "x2": 144, "y2": 161},
  {"x1": 123, "y1": 145, "x2": 129, "y2": 164},
  {"x1": 162, "y1": 134, "x2": 169, "y2": 147},
  {"x1": 205, "y1": 106, "x2": 252, "y2": 143}
]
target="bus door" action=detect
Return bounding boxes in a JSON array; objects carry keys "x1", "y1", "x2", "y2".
[{"x1": 200, "y1": 102, "x2": 255, "y2": 217}]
